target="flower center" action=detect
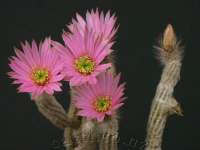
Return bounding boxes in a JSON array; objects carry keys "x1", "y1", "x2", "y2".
[
  {"x1": 74, "y1": 56, "x2": 95, "y2": 75},
  {"x1": 93, "y1": 96, "x2": 111, "y2": 113},
  {"x1": 32, "y1": 69, "x2": 49, "y2": 86}
]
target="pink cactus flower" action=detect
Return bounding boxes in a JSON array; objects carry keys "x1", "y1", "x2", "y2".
[
  {"x1": 73, "y1": 72, "x2": 126, "y2": 122},
  {"x1": 8, "y1": 38, "x2": 64, "y2": 99},
  {"x1": 53, "y1": 24, "x2": 113, "y2": 86},
  {"x1": 68, "y1": 9, "x2": 118, "y2": 43}
]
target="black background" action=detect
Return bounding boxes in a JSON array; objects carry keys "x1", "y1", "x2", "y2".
[{"x1": 0, "y1": 0, "x2": 200, "y2": 150}]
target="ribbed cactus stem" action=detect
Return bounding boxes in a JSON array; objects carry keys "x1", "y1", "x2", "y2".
[
  {"x1": 145, "y1": 24, "x2": 184, "y2": 150},
  {"x1": 99, "y1": 115, "x2": 119, "y2": 150},
  {"x1": 74, "y1": 119, "x2": 98, "y2": 150},
  {"x1": 35, "y1": 93, "x2": 80, "y2": 129},
  {"x1": 64, "y1": 90, "x2": 80, "y2": 150}
]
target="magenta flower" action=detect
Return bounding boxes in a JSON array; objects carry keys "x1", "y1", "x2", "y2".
[
  {"x1": 53, "y1": 24, "x2": 113, "y2": 86},
  {"x1": 8, "y1": 38, "x2": 64, "y2": 99},
  {"x1": 68, "y1": 9, "x2": 118, "y2": 43},
  {"x1": 73, "y1": 72, "x2": 126, "y2": 122}
]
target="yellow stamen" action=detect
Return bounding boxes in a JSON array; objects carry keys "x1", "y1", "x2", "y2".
[
  {"x1": 93, "y1": 96, "x2": 111, "y2": 113},
  {"x1": 74, "y1": 56, "x2": 95, "y2": 75},
  {"x1": 32, "y1": 69, "x2": 49, "y2": 86}
]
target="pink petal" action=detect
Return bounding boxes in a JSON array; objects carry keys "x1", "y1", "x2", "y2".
[
  {"x1": 88, "y1": 77, "x2": 97, "y2": 85},
  {"x1": 97, "y1": 114, "x2": 105, "y2": 122}
]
